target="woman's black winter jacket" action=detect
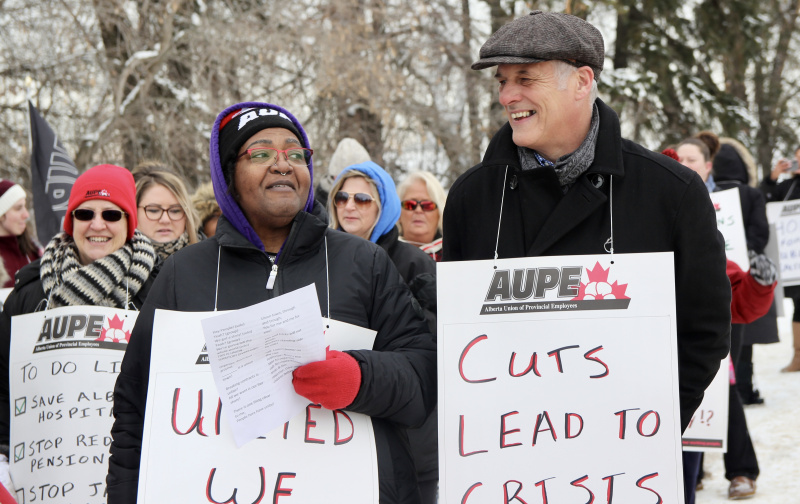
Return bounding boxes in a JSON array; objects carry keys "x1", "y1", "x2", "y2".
[{"x1": 107, "y1": 214, "x2": 436, "y2": 504}]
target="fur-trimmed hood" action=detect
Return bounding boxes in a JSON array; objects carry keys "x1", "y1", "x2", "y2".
[{"x1": 714, "y1": 137, "x2": 758, "y2": 188}]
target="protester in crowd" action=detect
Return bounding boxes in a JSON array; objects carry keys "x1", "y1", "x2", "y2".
[
  {"x1": 673, "y1": 139, "x2": 768, "y2": 500},
  {"x1": 329, "y1": 162, "x2": 436, "y2": 287},
  {"x1": 760, "y1": 146, "x2": 800, "y2": 201},
  {"x1": 396, "y1": 171, "x2": 446, "y2": 262},
  {"x1": 0, "y1": 180, "x2": 41, "y2": 287},
  {"x1": 132, "y1": 162, "x2": 199, "y2": 262},
  {"x1": 0, "y1": 164, "x2": 157, "y2": 492},
  {"x1": 760, "y1": 146, "x2": 800, "y2": 372},
  {"x1": 315, "y1": 137, "x2": 371, "y2": 208},
  {"x1": 682, "y1": 257, "x2": 775, "y2": 503},
  {"x1": 707, "y1": 134, "x2": 775, "y2": 404},
  {"x1": 191, "y1": 181, "x2": 221, "y2": 238},
  {"x1": 329, "y1": 161, "x2": 438, "y2": 504},
  {"x1": 108, "y1": 102, "x2": 436, "y2": 504},
  {"x1": 444, "y1": 10, "x2": 730, "y2": 433}
]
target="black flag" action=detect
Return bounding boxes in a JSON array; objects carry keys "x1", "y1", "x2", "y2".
[{"x1": 28, "y1": 100, "x2": 78, "y2": 245}]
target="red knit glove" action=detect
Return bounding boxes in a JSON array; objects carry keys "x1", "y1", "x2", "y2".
[{"x1": 292, "y1": 348, "x2": 361, "y2": 410}]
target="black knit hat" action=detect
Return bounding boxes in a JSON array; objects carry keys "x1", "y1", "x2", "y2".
[
  {"x1": 472, "y1": 10, "x2": 604, "y2": 80},
  {"x1": 218, "y1": 107, "x2": 305, "y2": 170}
]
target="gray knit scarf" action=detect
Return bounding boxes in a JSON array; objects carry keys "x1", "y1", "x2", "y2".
[
  {"x1": 40, "y1": 231, "x2": 156, "y2": 309},
  {"x1": 518, "y1": 104, "x2": 600, "y2": 193},
  {"x1": 151, "y1": 232, "x2": 189, "y2": 262}
]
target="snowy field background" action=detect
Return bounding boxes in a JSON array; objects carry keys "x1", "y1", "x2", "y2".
[{"x1": 696, "y1": 299, "x2": 800, "y2": 503}]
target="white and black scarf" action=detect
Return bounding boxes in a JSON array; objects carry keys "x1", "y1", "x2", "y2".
[{"x1": 40, "y1": 231, "x2": 156, "y2": 309}]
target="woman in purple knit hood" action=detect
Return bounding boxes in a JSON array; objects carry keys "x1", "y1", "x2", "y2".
[{"x1": 107, "y1": 102, "x2": 436, "y2": 504}]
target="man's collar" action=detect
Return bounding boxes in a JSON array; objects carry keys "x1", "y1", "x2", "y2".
[
  {"x1": 584, "y1": 98, "x2": 624, "y2": 177},
  {"x1": 532, "y1": 151, "x2": 555, "y2": 167}
]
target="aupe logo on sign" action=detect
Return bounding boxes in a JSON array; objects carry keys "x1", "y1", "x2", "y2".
[
  {"x1": 480, "y1": 262, "x2": 630, "y2": 315},
  {"x1": 34, "y1": 313, "x2": 133, "y2": 353}
]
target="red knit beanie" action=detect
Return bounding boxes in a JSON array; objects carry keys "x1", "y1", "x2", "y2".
[{"x1": 64, "y1": 164, "x2": 137, "y2": 240}]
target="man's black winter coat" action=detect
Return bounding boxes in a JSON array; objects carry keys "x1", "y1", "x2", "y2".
[{"x1": 443, "y1": 99, "x2": 731, "y2": 432}]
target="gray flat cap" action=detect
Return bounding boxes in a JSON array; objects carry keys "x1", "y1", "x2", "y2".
[{"x1": 472, "y1": 10, "x2": 604, "y2": 80}]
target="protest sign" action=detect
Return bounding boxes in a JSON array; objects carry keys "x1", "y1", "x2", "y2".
[
  {"x1": 437, "y1": 252, "x2": 684, "y2": 503},
  {"x1": 766, "y1": 200, "x2": 800, "y2": 286},
  {"x1": 710, "y1": 188, "x2": 749, "y2": 269},
  {"x1": 9, "y1": 306, "x2": 138, "y2": 503},
  {"x1": 765, "y1": 222, "x2": 785, "y2": 317},
  {"x1": 681, "y1": 357, "x2": 730, "y2": 453},
  {"x1": 138, "y1": 310, "x2": 379, "y2": 503}
]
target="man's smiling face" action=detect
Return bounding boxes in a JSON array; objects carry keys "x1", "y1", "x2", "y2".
[{"x1": 496, "y1": 61, "x2": 581, "y2": 160}]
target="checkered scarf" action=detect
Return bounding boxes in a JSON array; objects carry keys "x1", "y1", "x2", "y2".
[
  {"x1": 39, "y1": 231, "x2": 155, "y2": 308},
  {"x1": 151, "y1": 232, "x2": 189, "y2": 263}
]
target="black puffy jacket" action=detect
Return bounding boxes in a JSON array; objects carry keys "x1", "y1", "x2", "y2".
[
  {"x1": 376, "y1": 227, "x2": 439, "y2": 484},
  {"x1": 107, "y1": 214, "x2": 436, "y2": 504}
]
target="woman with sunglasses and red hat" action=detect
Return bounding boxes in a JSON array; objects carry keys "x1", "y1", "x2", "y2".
[
  {"x1": 0, "y1": 164, "x2": 156, "y2": 493},
  {"x1": 397, "y1": 171, "x2": 446, "y2": 262}
]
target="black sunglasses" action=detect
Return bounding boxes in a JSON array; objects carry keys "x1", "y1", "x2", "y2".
[{"x1": 72, "y1": 209, "x2": 126, "y2": 222}]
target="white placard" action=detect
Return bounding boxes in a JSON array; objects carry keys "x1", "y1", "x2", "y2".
[
  {"x1": 138, "y1": 310, "x2": 379, "y2": 503},
  {"x1": 9, "y1": 306, "x2": 138, "y2": 503},
  {"x1": 766, "y1": 200, "x2": 800, "y2": 286},
  {"x1": 681, "y1": 356, "x2": 730, "y2": 452},
  {"x1": 437, "y1": 253, "x2": 684, "y2": 504},
  {"x1": 710, "y1": 188, "x2": 749, "y2": 269}
]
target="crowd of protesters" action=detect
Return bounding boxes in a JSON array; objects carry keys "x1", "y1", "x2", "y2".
[{"x1": 0, "y1": 8, "x2": 792, "y2": 504}]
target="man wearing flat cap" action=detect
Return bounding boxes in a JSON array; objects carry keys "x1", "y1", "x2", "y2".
[{"x1": 442, "y1": 11, "x2": 730, "y2": 432}]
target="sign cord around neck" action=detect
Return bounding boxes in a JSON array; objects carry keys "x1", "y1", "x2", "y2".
[
  {"x1": 324, "y1": 236, "x2": 330, "y2": 325},
  {"x1": 493, "y1": 165, "x2": 509, "y2": 269},
  {"x1": 214, "y1": 245, "x2": 222, "y2": 311},
  {"x1": 603, "y1": 175, "x2": 615, "y2": 264}
]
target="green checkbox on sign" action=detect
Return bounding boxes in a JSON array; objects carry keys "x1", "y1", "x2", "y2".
[
  {"x1": 14, "y1": 397, "x2": 25, "y2": 416},
  {"x1": 13, "y1": 443, "x2": 24, "y2": 463}
]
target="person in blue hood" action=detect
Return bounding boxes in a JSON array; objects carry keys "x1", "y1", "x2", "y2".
[
  {"x1": 329, "y1": 162, "x2": 439, "y2": 504},
  {"x1": 107, "y1": 103, "x2": 436, "y2": 504},
  {"x1": 329, "y1": 162, "x2": 436, "y2": 295}
]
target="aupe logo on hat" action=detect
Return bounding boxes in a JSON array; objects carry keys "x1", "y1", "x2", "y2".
[
  {"x1": 85, "y1": 189, "x2": 111, "y2": 198},
  {"x1": 236, "y1": 108, "x2": 293, "y2": 130}
]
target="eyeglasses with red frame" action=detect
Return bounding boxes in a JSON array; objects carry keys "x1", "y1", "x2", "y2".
[{"x1": 237, "y1": 147, "x2": 314, "y2": 167}]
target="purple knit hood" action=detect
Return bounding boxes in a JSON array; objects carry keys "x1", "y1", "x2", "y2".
[{"x1": 209, "y1": 101, "x2": 314, "y2": 251}]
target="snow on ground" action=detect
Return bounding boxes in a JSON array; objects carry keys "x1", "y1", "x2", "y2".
[{"x1": 696, "y1": 299, "x2": 800, "y2": 503}]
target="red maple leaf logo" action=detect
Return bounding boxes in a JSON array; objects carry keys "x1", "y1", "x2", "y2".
[
  {"x1": 713, "y1": 202, "x2": 721, "y2": 211},
  {"x1": 97, "y1": 314, "x2": 132, "y2": 343},
  {"x1": 572, "y1": 262, "x2": 630, "y2": 301}
]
